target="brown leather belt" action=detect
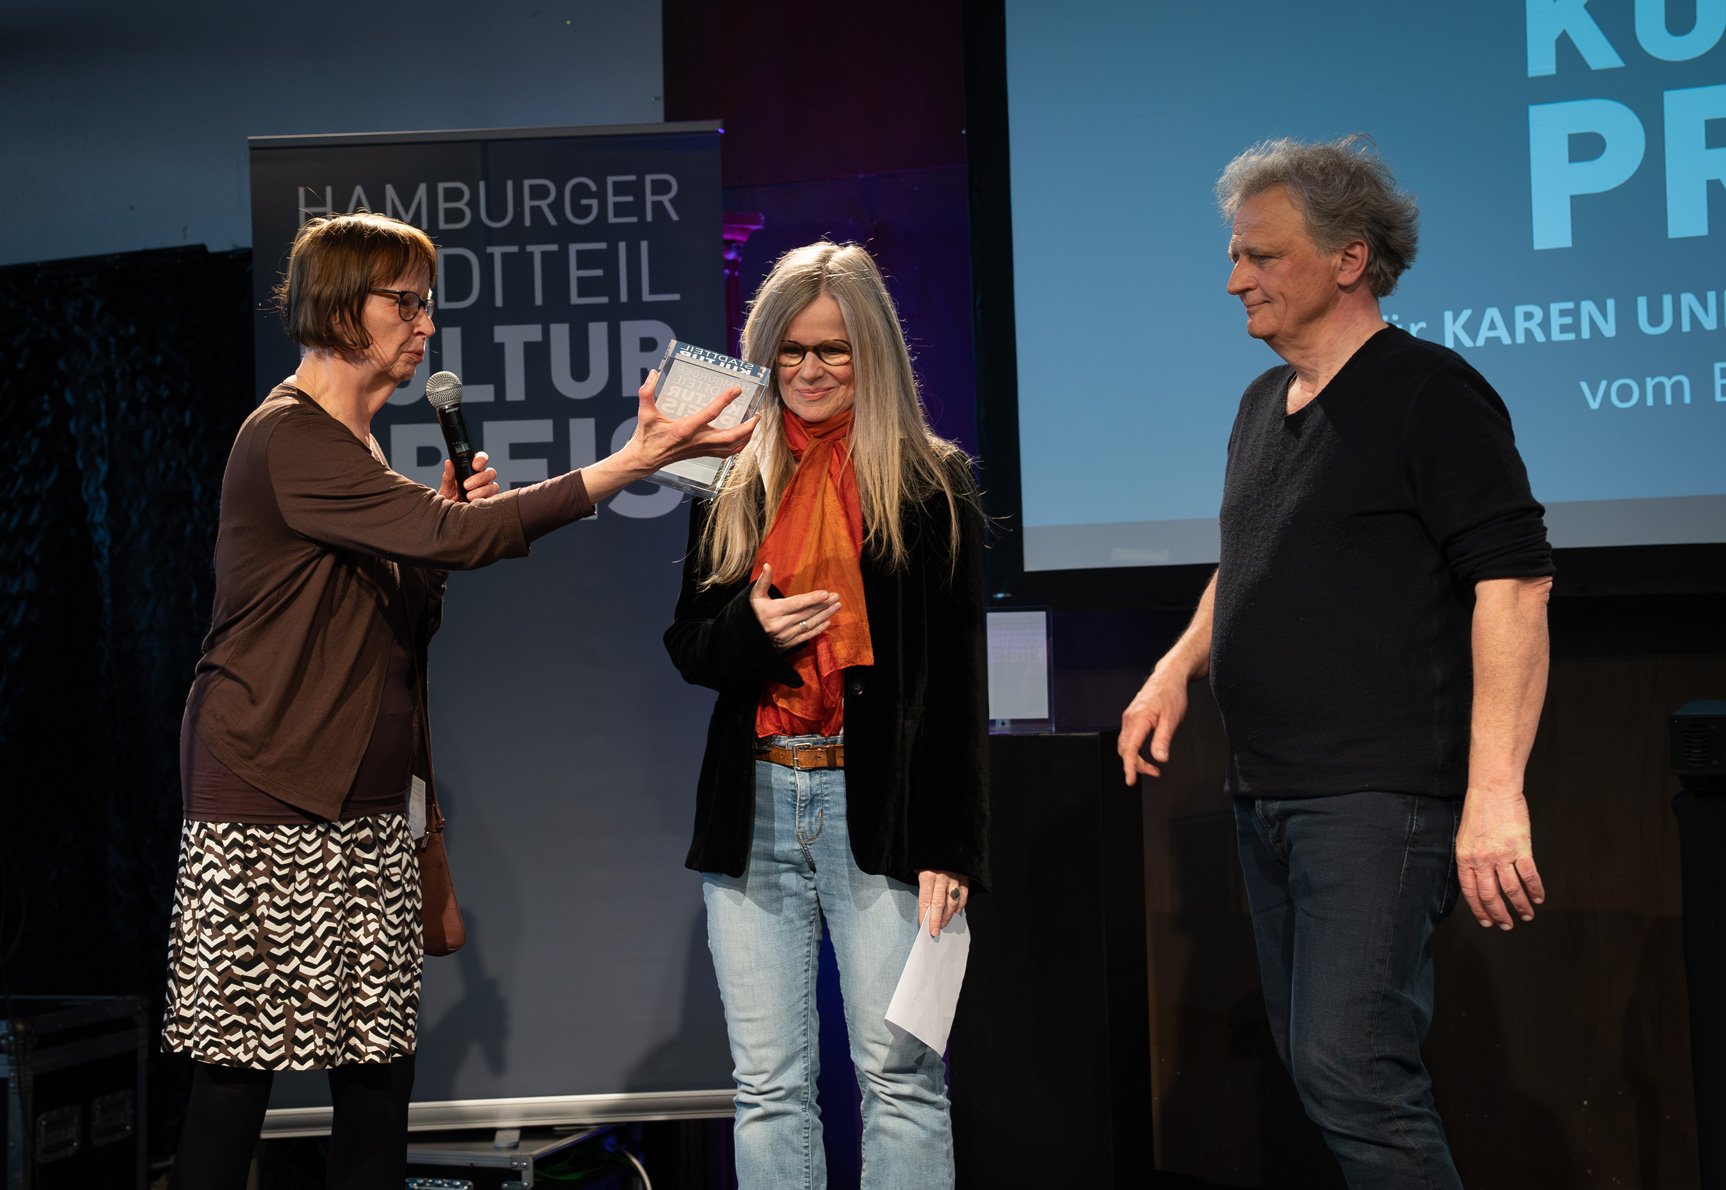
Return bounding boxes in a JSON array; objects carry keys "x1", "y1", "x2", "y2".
[{"x1": 755, "y1": 742, "x2": 845, "y2": 770}]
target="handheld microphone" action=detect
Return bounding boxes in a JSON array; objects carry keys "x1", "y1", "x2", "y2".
[{"x1": 424, "y1": 371, "x2": 477, "y2": 500}]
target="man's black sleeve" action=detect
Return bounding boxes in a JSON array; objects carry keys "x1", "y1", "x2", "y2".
[{"x1": 1403, "y1": 369, "x2": 1555, "y2": 586}]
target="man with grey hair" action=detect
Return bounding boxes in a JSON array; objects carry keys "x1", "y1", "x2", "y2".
[{"x1": 1118, "y1": 136, "x2": 1554, "y2": 1186}]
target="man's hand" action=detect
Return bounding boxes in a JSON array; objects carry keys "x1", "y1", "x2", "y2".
[
  {"x1": 1118, "y1": 571, "x2": 1217, "y2": 786},
  {"x1": 1119, "y1": 670, "x2": 1190, "y2": 785},
  {"x1": 1459, "y1": 575, "x2": 1552, "y2": 930},
  {"x1": 1456, "y1": 788, "x2": 1545, "y2": 929},
  {"x1": 917, "y1": 870, "x2": 970, "y2": 936}
]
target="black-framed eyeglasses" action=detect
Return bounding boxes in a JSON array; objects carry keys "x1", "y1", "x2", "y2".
[
  {"x1": 776, "y1": 340, "x2": 852, "y2": 367},
  {"x1": 370, "y1": 289, "x2": 434, "y2": 321}
]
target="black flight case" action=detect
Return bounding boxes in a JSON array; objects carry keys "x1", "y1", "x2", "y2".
[{"x1": 2, "y1": 995, "x2": 148, "y2": 1190}]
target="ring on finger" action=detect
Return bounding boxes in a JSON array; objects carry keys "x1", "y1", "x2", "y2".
[
  {"x1": 948, "y1": 885, "x2": 961, "y2": 899},
  {"x1": 799, "y1": 620, "x2": 809, "y2": 633}
]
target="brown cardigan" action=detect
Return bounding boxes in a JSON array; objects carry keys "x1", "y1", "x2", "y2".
[{"x1": 186, "y1": 384, "x2": 592, "y2": 820}]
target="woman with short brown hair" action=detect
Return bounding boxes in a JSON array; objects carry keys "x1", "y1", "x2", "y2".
[{"x1": 164, "y1": 211, "x2": 753, "y2": 1190}]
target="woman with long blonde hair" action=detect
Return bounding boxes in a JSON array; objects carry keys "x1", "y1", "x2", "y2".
[{"x1": 665, "y1": 242, "x2": 989, "y2": 1188}]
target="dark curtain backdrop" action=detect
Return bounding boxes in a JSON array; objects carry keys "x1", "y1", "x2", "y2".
[{"x1": 0, "y1": 244, "x2": 255, "y2": 1159}]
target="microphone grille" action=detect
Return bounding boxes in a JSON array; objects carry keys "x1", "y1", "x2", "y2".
[{"x1": 425, "y1": 371, "x2": 463, "y2": 409}]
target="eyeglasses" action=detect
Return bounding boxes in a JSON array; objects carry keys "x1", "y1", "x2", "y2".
[
  {"x1": 776, "y1": 340, "x2": 852, "y2": 367},
  {"x1": 370, "y1": 289, "x2": 434, "y2": 321}
]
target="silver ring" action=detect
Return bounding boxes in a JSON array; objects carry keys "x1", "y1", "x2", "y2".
[
  {"x1": 948, "y1": 886, "x2": 961, "y2": 899},
  {"x1": 799, "y1": 620, "x2": 809, "y2": 633}
]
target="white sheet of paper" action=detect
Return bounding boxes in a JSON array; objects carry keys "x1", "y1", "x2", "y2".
[
  {"x1": 884, "y1": 910, "x2": 971, "y2": 1054},
  {"x1": 408, "y1": 776, "x2": 427, "y2": 841}
]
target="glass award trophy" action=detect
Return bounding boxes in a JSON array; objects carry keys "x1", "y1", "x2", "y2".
[{"x1": 647, "y1": 340, "x2": 770, "y2": 499}]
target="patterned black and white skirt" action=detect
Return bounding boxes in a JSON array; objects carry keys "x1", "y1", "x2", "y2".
[{"x1": 162, "y1": 814, "x2": 421, "y2": 1070}]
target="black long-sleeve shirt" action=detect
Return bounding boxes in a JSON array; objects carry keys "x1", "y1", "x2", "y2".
[{"x1": 1211, "y1": 327, "x2": 1553, "y2": 799}]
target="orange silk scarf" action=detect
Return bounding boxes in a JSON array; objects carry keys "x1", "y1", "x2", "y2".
[{"x1": 753, "y1": 409, "x2": 874, "y2": 739}]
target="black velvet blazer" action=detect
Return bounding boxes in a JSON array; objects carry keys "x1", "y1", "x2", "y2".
[{"x1": 664, "y1": 460, "x2": 991, "y2": 890}]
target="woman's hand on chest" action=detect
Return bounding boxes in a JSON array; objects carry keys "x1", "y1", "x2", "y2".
[{"x1": 750, "y1": 563, "x2": 842, "y2": 651}]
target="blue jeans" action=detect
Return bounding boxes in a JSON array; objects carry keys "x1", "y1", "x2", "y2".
[
  {"x1": 1235, "y1": 792, "x2": 1463, "y2": 1190},
  {"x1": 703, "y1": 739, "x2": 953, "y2": 1190}
]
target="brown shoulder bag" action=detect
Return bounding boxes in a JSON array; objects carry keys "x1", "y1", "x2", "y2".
[{"x1": 419, "y1": 785, "x2": 466, "y2": 956}]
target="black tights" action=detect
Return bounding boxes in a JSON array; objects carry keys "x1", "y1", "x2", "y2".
[{"x1": 169, "y1": 1055, "x2": 416, "y2": 1190}]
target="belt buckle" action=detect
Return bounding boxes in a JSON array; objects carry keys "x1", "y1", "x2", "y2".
[{"x1": 790, "y1": 743, "x2": 829, "y2": 770}]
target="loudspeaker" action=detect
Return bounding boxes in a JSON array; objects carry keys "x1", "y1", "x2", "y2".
[{"x1": 1672, "y1": 700, "x2": 1726, "y2": 785}]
